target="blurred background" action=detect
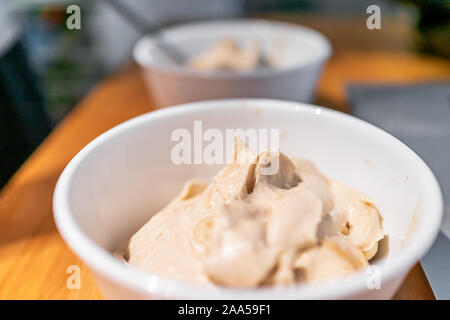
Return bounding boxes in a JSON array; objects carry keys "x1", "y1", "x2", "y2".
[{"x1": 0, "y1": 0, "x2": 449, "y2": 189}]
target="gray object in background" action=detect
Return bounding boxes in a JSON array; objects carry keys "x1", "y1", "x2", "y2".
[
  {"x1": 90, "y1": 0, "x2": 243, "y2": 71},
  {"x1": 349, "y1": 82, "x2": 450, "y2": 299},
  {"x1": 422, "y1": 232, "x2": 450, "y2": 299}
]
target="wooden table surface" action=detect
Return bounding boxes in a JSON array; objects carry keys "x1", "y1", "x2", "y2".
[{"x1": 1, "y1": 16, "x2": 449, "y2": 300}]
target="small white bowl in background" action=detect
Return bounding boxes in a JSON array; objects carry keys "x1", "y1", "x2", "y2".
[
  {"x1": 53, "y1": 99, "x2": 442, "y2": 299},
  {"x1": 133, "y1": 20, "x2": 332, "y2": 107}
]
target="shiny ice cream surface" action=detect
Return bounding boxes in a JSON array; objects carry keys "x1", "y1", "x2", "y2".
[{"x1": 122, "y1": 140, "x2": 384, "y2": 287}]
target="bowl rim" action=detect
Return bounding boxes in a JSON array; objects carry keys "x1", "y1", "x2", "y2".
[
  {"x1": 53, "y1": 99, "x2": 443, "y2": 299},
  {"x1": 133, "y1": 18, "x2": 332, "y2": 79}
]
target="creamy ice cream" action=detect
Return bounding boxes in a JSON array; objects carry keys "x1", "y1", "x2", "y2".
[
  {"x1": 123, "y1": 140, "x2": 384, "y2": 287},
  {"x1": 187, "y1": 38, "x2": 265, "y2": 71}
]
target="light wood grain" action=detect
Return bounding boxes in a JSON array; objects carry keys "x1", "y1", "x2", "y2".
[
  {"x1": 0, "y1": 66, "x2": 152, "y2": 300},
  {"x1": 1, "y1": 15, "x2": 448, "y2": 300}
]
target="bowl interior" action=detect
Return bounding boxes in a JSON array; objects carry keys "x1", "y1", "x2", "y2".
[
  {"x1": 136, "y1": 19, "x2": 331, "y2": 71},
  {"x1": 57, "y1": 100, "x2": 442, "y2": 298},
  {"x1": 67, "y1": 100, "x2": 436, "y2": 255}
]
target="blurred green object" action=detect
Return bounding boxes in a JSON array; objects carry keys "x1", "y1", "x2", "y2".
[
  {"x1": 23, "y1": 2, "x2": 102, "y2": 122},
  {"x1": 404, "y1": 0, "x2": 450, "y2": 57}
]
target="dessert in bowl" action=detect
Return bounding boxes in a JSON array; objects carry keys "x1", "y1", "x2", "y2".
[
  {"x1": 133, "y1": 19, "x2": 331, "y2": 106},
  {"x1": 53, "y1": 99, "x2": 442, "y2": 299},
  {"x1": 120, "y1": 139, "x2": 384, "y2": 287}
]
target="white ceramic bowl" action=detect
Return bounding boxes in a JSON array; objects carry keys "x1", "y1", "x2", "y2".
[
  {"x1": 53, "y1": 99, "x2": 442, "y2": 299},
  {"x1": 133, "y1": 19, "x2": 331, "y2": 107}
]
